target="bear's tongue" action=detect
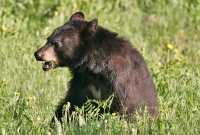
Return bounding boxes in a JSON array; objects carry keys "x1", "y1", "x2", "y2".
[{"x1": 42, "y1": 61, "x2": 54, "y2": 71}]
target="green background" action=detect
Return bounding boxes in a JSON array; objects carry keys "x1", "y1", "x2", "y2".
[{"x1": 0, "y1": 0, "x2": 200, "y2": 134}]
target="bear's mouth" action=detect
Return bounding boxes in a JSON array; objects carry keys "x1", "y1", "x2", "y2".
[{"x1": 42, "y1": 61, "x2": 56, "y2": 71}]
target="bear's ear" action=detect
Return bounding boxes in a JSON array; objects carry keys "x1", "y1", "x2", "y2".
[
  {"x1": 70, "y1": 11, "x2": 85, "y2": 21},
  {"x1": 87, "y1": 19, "x2": 98, "y2": 33}
]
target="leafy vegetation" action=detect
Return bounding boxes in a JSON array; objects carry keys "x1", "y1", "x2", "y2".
[{"x1": 0, "y1": 0, "x2": 200, "y2": 134}]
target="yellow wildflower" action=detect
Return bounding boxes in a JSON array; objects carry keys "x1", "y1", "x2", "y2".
[
  {"x1": 112, "y1": 113, "x2": 116, "y2": 116},
  {"x1": 166, "y1": 43, "x2": 174, "y2": 50}
]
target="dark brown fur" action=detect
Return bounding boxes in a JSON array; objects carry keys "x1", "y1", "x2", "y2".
[{"x1": 34, "y1": 12, "x2": 159, "y2": 124}]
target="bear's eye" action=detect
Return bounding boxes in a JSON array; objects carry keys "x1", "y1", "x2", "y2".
[{"x1": 53, "y1": 41, "x2": 63, "y2": 48}]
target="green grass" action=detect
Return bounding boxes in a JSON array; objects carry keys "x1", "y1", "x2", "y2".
[{"x1": 1, "y1": 0, "x2": 200, "y2": 134}]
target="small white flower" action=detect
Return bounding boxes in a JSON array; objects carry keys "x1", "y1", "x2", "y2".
[{"x1": 79, "y1": 115, "x2": 86, "y2": 127}]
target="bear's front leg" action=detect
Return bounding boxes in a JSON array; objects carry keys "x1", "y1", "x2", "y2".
[
  {"x1": 51, "y1": 97, "x2": 74, "y2": 126},
  {"x1": 50, "y1": 76, "x2": 88, "y2": 127}
]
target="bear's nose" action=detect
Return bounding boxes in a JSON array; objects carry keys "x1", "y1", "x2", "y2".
[{"x1": 34, "y1": 51, "x2": 43, "y2": 61}]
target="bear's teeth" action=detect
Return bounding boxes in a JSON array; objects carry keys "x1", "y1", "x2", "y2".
[{"x1": 42, "y1": 61, "x2": 55, "y2": 71}]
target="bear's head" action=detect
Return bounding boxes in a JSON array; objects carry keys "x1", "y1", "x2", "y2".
[{"x1": 34, "y1": 12, "x2": 97, "y2": 71}]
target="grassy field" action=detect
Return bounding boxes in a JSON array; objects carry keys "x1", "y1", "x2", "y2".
[{"x1": 0, "y1": 0, "x2": 200, "y2": 134}]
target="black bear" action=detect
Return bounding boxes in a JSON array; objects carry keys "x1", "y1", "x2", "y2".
[{"x1": 34, "y1": 11, "x2": 159, "y2": 124}]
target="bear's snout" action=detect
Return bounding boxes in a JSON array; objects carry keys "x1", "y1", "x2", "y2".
[
  {"x1": 34, "y1": 51, "x2": 44, "y2": 61},
  {"x1": 34, "y1": 45, "x2": 59, "y2": 71}
]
